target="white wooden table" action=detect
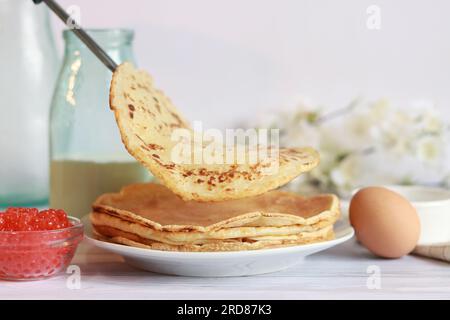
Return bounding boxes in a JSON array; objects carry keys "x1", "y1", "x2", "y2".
[{"x1": 1, "y1": 238, "x2": 449, "y2": 300}]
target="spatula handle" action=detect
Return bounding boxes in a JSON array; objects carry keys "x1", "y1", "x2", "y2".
[{"x1": 33, "y1": 0, "x2": 118, "y2": 72}]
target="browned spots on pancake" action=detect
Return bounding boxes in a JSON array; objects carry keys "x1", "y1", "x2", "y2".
[
  {"x1": 259, "y1": 161, "x2": 273, "y2": 169},
  {"x1": 145, "y1": 109, "x2": 156, "y2": 117},
  {"x1": 164, "y1": 163, "x2": 176, "y2": 170},
  {"x1": 128, "y1": 104, "x2": 135, "y2": 111},
  {"x1": 137, "y1": 83, "x2": 151, "y2": 91},
  {"x1": 184, "y1": 166, "x2": 261, "y2": 184},
  {"x1": 153, "y1": 157, "x2": 176, "y2": 170},
  {"x1": 135, "y1": 134, "x2": 145, "y2": 143},
  {"x1": 170, "y1": 111, "x2": 185, "y2": 127},
  {"x1": 123, "y1": 92, "x2": 135, "y2": 103},
  {"x1": 182, "y1": 170, "x2": 194, "y2": 178},
  {"x1": 169, "y1": 121, "x2": 186, "y2": 129},
  {"x1": 148, "y1": 143, "x2": 164, "y2": 151},
  {"x1": 134, "y1": 135, "x2": 164, "y2": 152},
  {"x1": 218, "y1": 173, "x2": 227, "y2": 183},
  {"x1": 129, "y1": 111, "x2": 134, "y2": 119},
  {"x1": 207, "y1": 176, "x2": 216, "y2": 187}
]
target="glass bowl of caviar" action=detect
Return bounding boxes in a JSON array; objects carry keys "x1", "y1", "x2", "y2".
[{"x1": 0, "y1": 208, "x2": 84, "y2": 281}]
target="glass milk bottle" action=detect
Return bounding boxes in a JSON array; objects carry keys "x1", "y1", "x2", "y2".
[
  {"x1": 50, "y1": 29, "x2": 150, "y2": 218},
  {"x1": 0, "y1": 0, "x2": 58, "y2": 206}
]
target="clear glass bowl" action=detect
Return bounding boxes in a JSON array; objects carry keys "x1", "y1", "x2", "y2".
[{"x1": 0, "y1": 217, "x2": 83, "y2": 281}]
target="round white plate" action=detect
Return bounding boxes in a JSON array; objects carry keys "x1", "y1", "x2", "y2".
[{"x1": 85, "y1": 219, "x2": 354, "y2": 277}]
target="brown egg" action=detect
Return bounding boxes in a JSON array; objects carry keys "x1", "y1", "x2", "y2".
[{"x1": 349, "y1": 186, "x2": 420, "y2": 258}]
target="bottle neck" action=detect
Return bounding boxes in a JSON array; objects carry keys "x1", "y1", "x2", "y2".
[{"x1": 63, "y1": 29, "x2": 135, "y2": 65}]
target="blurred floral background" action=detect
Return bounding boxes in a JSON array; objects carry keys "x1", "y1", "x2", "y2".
[{"x1": 248, "y1": 98, "x2": 450, "y2": 198}]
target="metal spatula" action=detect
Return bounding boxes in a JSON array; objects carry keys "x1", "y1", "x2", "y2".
[{"x1": 33, "y1": 0, "x2": 118, "y2": 72}]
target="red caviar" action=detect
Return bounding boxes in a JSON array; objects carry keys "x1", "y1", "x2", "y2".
[
  {"x1": 0, "y1": 208, "x2": 83, "y2": 281},
  {"x1": 0, "y1": 208, "x2": 71, "y2": 231}
]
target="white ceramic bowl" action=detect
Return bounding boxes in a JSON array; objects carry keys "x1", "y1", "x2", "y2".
[
  {"x1": 381, "y1": 185, "x2": 450, "y2": 246},
  {"x1": 85, "y1": 219, "x2": 354, "y2": 277}
]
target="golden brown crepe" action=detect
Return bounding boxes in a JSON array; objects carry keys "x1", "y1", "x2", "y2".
[
  {"x1": 93, "y1": 225, "x2": 335, "y2": 252},
  {"x1": 109, "y1": 62, "x2": 319, "y2": 202},
  {"x1": 90, "y1": 183, "x2": 340, "y2": 252}
]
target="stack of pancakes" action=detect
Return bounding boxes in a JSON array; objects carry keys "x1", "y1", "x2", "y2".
[{"x1": 90, "y1": 183, "x2": 340, "y2": 252}]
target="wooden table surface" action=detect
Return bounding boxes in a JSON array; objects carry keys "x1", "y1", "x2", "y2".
[{"x1": 1, "y1": 238, "x2": 449, "y2": 300}]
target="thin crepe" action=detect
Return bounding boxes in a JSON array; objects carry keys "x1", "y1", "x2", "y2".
[
  {"x1": 91, "y1": 183, "x2": 340, "y2": 232},
  {"x1": 109, "y1": 62, "x2": 319, "y2": 201},
  {"x1": 93, "y1": 225, "x2": 335, "y2": 252},
  {"x1": 90, "y1": 211, "x2": 336, "y2": 245}
]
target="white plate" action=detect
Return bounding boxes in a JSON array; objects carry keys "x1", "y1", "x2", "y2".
[{"x1": 85, "y1": 219, "x2": 354, "y2": 277}]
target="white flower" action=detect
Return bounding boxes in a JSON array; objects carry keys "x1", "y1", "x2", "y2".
[
  {"x1": 330, "y1": 155, "x2": 361, "y2": 195},
  {"x1": 377, "y1": 110, "x2": 416, "y2": 155},
  {"x1": 370, "y1": 98, "x2": 391, "y2": 121},
  {"x1": 416, "y1": 136, "x2": 441, "y2": 163},
  {"x1": 344, "y1": 113, "x2": 378, "y2": 149},
  {"x1": 421, "y1": 111, "x2": 443, "y2": 134},
  {"x1": 281, "y1": 121, "x2": 320, "y2": 149},
  {"x1": 248, "y1": 97, "x2": 450, "y2": 195}
]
